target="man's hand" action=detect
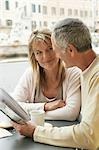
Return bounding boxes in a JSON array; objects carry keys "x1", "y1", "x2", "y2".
[
  {"x1": 12, "y1": 121, "x2": 36, "y2": 138},
  {"x1": 44, "y1": 99, "x2": 66, "y2": 111}
]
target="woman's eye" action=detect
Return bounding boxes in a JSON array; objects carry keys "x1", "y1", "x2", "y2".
[
  {"x1": 48, "y1": 47, "x2": 53, "y2": 52},
  {"x1": 49, "y1": 47, "x2": 53, "y2": 50},
  {"x1": 35, "y1": 51, "x2": 42, "y2": 55}
]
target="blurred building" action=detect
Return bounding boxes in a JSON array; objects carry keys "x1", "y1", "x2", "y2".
[{"x1": 0, "y1": 0, "x2": 99, "y2": 35}]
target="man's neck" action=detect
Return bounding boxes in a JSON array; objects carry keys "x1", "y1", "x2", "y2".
[{"x1": 80, "y1": 50, "x2": 96, "y2": 71}]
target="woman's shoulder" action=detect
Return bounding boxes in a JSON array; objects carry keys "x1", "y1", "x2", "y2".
[
  {"x1": 21, "y1": 67, "x2": 33, "y2": 80},
  {"x1": 66, "y1": 66, "x2": 82, "y2": 75},
  {"x1": 24, "y1": 66, "x2": 33, "y2": 74},
  {"x1": 64, "y1": 67, "x2": 82, "y2": 81},
  {"x1": 63, "y1": 67, "x2": 81, "y2": 92}
]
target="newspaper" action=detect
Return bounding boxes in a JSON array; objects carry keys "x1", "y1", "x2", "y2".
[
  {"x1": 0, "y1": 128, "x2": 12, "y2": 138},
  {"x1": 0, "y1": 88, "x2": 30, "y2": 124}
]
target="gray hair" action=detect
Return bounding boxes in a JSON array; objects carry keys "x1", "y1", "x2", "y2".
[{"x1": 52, "y1": 18, "x2": 92, "y2": 52}]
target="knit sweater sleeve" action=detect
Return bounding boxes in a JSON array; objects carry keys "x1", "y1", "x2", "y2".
[
  {"x1": 11, "y1": 67, "x2": 34, "y2": 102},
  {"x1": 45, "y1": 67, "x2": 81, "y2": 121}
]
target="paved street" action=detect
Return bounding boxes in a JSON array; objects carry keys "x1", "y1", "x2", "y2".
[{"x1": 0, "y1": 59, "x2": 29, "y2": 93}]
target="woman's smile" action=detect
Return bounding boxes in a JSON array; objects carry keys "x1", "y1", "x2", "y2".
[{"x1": 44, "y1": 58, "x2": 55, "y2": 64}]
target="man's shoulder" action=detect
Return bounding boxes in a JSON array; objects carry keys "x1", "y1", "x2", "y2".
[
  {"x1": 89, "y1": 61, "x2": 99, "y2": 86},
  {"x1": 91, "y1": 64, "x2": 99, "y2": 79},
  {"x1": 92, "y1": 56, "x2": 99, "y2": 75}
]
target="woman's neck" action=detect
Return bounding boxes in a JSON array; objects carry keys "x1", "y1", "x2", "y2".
[
  {"x1": 42, "y1": 65, "x2": 61, "y2": 90},
  {"x1": 44, "y1": 66, "x2": 59, "y2": 83}
]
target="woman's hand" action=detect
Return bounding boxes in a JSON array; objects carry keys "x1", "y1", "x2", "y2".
[
  {"x1": 44, "y1": 99, "x2": 66, "y2": 111},
  {"x1": 12, "y1": 121, "x2": 36, "y2": 138}
]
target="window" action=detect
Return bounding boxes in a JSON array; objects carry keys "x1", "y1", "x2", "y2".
[
  {"x1": 43, "y1": 21, "x2": 47, "y2": 27},
  {"x1": 96, "y1": 10, "x2": 98, "y2": 16},
  {"x1": 39, "y1": 21, "x2": 42, "y2": 27},
  {"x1": 32, "y1": 4, "x2": 36, "y2": 13},
  {"x1": 15, "y1": 1, "x2": 18, "y2": 8},
  {"x1": 38, "y1": 5, "x2": 41, "y2": 13},
  {"x1": 31, "y1": 21, "x2": 36, "y2": 30},
  {"x1": 5, "y1": 0, "x2": 9, "y2": 10},
  {"x1": 68, "y1": 9, "x2": 72, "y2": 16},
  {"x1": 85, "y1": 10, "x2": 88, "y2": 17},
  {"x1": 51, "y1": 7, "x2": 56, "y2": 15},
  {"x1": 74, "y1": 9, "x2": 78, "y2": 16},
  {"x1": 90, "y1": 11, "x2": 92, "y2": 17},
  {"x1": 42, "y1": 5, "x2": 47, "y2": 14},
  {"x1": 24, "y1": 6, "x2": 27, "y2": 16},
  {"x1": 80, "y1": 10, "x2": 83, "y2": 17},
  {"x1": 51, "y1": 21, "x2": 56, "y2": 26},
  {"x1": 6, "y1": 20, "x2": 12, "y2": 26},
  {"x1": 60, "y1": 8, "x2": 64, "y2": 15}
]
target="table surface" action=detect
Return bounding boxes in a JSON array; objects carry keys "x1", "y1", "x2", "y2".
[{"x1": 0, "y1": 120, "x2": 79, "y2": 150}]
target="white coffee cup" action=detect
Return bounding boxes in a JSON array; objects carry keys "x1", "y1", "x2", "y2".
[{"x1": 30, "y1": 110, "x2": 45, "y2": 126}]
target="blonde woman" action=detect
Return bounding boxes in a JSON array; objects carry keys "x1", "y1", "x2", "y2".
[{"x1": 12, "y1": 29, "x2": 81, "y2": 121}]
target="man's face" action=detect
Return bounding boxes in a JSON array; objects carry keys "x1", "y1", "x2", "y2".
[{"x1": 51, "y1": 35, "x2": 74, "y2": 68}]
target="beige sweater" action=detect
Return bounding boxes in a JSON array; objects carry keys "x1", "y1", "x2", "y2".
[{"x1": 33, "y1": 55, "x2": 99, "y2": 150}]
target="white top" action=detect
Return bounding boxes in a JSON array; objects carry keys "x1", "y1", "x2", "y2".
[{"x1": 12, "y1": 66, "x2": 81, "y2": 121}]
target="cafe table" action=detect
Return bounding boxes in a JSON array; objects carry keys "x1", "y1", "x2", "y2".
[{"x1": 0, "y1": 120, "x2": 79, "y2": 150}]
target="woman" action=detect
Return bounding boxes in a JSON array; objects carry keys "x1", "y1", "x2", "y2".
[{"x1": 12, "y1": 29, "x2": 81, "y2": 121}]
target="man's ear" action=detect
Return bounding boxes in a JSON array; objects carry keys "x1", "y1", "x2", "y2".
[{"x1": 67, "y1": 44, "x2": 76, "y2": 57}]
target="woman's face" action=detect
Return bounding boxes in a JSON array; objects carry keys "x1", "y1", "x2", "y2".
[{"x1": 32, "y1": 39, "x2": 59, "y2": 70}]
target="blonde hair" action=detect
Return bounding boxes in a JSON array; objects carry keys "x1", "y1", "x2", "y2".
[{"x1": 28, "y1": 29, "x2": 65, "y2": 99}]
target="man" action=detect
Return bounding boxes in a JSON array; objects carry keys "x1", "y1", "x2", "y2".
[{"x1": 13, "y1": 18, "x2": 99, "y2": 150}]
